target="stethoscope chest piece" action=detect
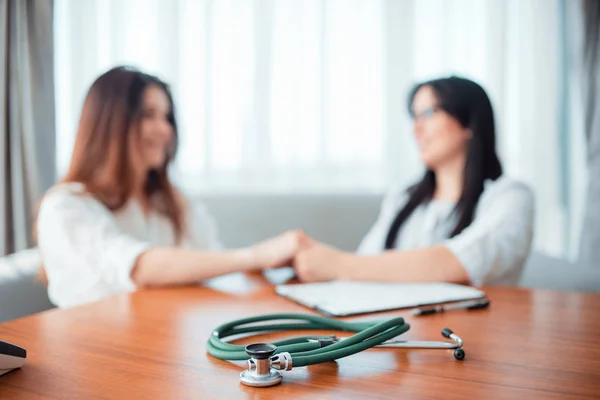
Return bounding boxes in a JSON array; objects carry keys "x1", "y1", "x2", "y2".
[
  {"x1": 239, "y1": 343, "x2": 283, "y2": 387},
  {"x1": 240, "y1": 369, "x2": 282, "y2": 388}
]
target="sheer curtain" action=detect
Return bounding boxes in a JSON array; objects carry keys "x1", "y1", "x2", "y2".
[{"x1": 54, "y1": 0, "x2": 580, "y2": 257}]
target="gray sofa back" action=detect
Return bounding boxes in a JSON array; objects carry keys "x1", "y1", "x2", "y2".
[
  {"x1": 198, "y1": 193, "x2": 382, "y2": 251},
  {"x1": 0, "y1": 249, "x2": 54, "y2": 323}
]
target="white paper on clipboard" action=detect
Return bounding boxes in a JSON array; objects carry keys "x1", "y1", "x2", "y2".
[{"x1": 275, "y1": 281, "x2": 486, "y2": 317}]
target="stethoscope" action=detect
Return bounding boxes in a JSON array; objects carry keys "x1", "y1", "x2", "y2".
[{"x1": 207, "y1": 313, "x2": 465, "y2": 387}]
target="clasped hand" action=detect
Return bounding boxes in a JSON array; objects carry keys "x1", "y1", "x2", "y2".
[{"x1": 251, "y1": 230, "x2": 353, "y2": 282}]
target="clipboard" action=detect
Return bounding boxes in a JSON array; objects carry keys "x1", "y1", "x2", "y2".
[{"x1": 275, "y1": 281, "x2": 486, "y2": 317}]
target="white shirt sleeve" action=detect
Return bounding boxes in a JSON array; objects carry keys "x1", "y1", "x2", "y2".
[
  {"x1": 37, "y1": 187, "x2": 150, "y2": 308},
  {"x1": 443, "y1": 182, "x2": 535, "y2": 286},
  {"x1": 184, "y1": 199, "x2": 224, "y2": 251},
  {"x1": 356, "y1": 186, "x2": 407, "y2": 255}
]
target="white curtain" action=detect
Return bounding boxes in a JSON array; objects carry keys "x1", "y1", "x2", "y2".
[{"x1": 54, "y1": 0, "x2": 582, "y2": 258}]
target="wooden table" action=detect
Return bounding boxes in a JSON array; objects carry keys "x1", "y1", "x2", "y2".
[{"x1": 1, "y1": 271, "x2": 600, "y2": 399}]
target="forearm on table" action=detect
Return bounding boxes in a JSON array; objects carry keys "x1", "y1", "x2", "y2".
[
  {"x1": 131, "y1": 247, "x2": 257, "y2": 287},
  {"x1": 339, "y1": 246, "x2": 470, "y2": 284}
]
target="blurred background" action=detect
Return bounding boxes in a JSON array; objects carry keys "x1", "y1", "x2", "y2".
[{"x1": 1, "y1": 0, "x2": 599, "y2": 320}]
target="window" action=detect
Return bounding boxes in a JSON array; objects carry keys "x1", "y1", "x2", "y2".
[{"x1": 54, "y1": 0, "x2": 573, "y2": 256}]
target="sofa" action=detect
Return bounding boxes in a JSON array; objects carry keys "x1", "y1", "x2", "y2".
[
  {"x1": 0, "y1": 248, "x2": 54, "y2": 323},
  {"x1": 1, "y1": 193, "x2": 598, "y2": 323}
]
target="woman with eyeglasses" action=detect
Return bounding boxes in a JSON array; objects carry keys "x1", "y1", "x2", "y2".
[{"x1": 293, "y1": 76, "x2": 535, "y2": 286}]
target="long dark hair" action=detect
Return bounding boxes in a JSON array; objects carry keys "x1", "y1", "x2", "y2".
[{"x1": 384, "y1": 76, "x2": 502, "y2": 249}]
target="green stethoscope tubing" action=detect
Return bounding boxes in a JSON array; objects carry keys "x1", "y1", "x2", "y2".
[{"x1": 207, "y1": 313, "x2": 410, "y2": 368}]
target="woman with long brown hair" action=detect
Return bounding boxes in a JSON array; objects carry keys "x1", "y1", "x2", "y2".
[{"x1": 37, "y1": 66, "x2": 303, "y2": 308}]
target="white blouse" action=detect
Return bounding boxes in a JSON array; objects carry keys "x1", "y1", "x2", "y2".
[
  {"x1": 37, "y1": 183, "x2": 222, "y2": 308},
  {"x1": 357, "y1": 176, "x2": 535, "y2": 286}
]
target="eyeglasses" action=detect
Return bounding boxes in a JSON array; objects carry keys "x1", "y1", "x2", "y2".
[{"x1": 411, "y1": 106, "x2": 441, "y2": 121}]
